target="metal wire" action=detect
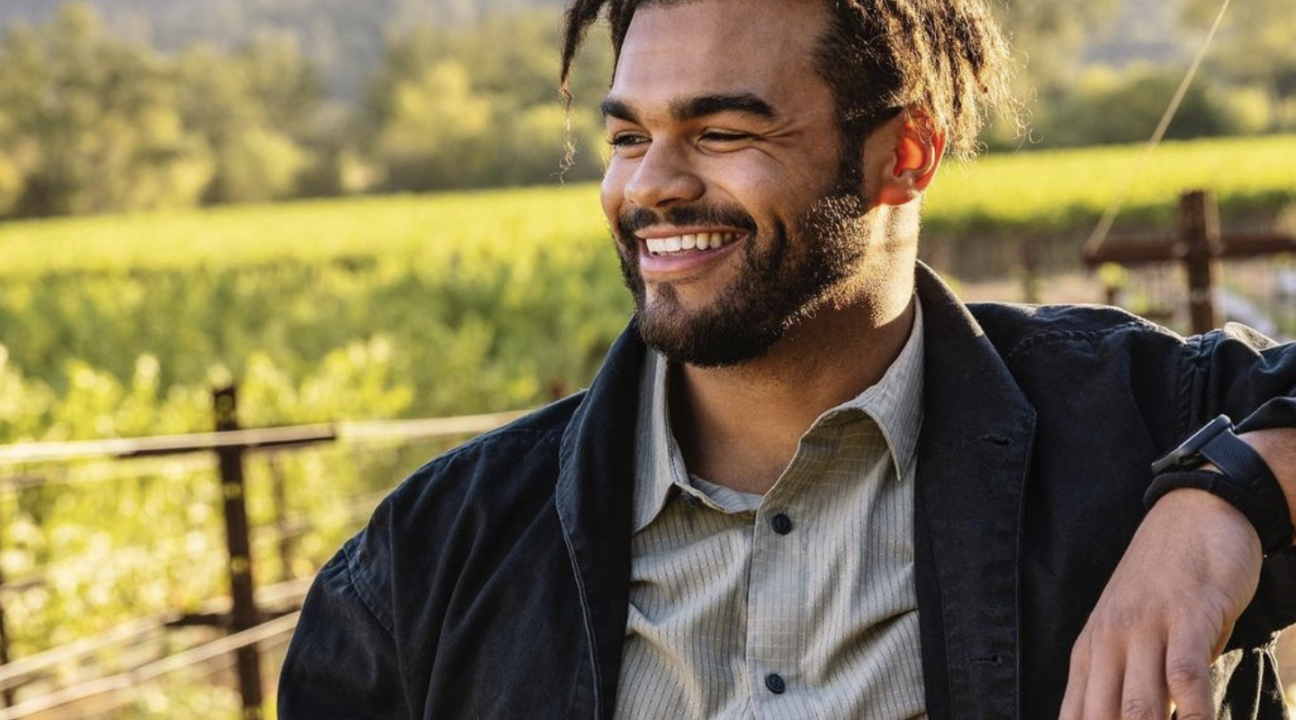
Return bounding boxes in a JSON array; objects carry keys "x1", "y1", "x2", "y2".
[
  {"x1": 0, "y1": 612, "x2": 301, "y2": 719},
  {"x1": 1083, "y1": 0, "x2": 1235, "y2": 256},
  {"x1": 0, "y1": 576, "x2": 314, "y2": 699},
  {"x1": 0, "y1": 487, "x2": 383, "y2": 597}
]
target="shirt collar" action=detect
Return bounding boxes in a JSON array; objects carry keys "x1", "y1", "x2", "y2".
[
  {"x1": 828, "y1": 295, "x2": 925, "y2": 483},
  {"x1": 631, "y1": 347, "x2": 689, "y2": 532},
  {"x1": 631, "y1": 296, "x2": 925, "y2": 533}
]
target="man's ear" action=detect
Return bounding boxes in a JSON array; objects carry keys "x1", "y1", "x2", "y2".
[{"x1": 870, "y1": 109, "x2": 947, "y2": 207}]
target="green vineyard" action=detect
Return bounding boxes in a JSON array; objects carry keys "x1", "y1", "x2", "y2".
[{"x1": 1, "y1": 134, "x2": 1295, "y2": 717}]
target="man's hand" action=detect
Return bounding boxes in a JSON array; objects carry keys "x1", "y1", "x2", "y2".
[{"x1": 1058, "y1": 489, "x2": 1263, "y2": 720}]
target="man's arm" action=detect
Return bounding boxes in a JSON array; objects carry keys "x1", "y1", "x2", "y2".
[
  {"x1": 279, "y1": 536, "x2": 409, "y2": 720},
  {"x1": 1059, "y1": 428, "x2": 1296, "y2": 720},
  {"x1": 1239, "y1": 428, "x2": 1296, "y2": 500}
]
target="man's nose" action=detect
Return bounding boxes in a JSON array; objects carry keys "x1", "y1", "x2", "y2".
[{"x1": 623, "y1": 143, "x2": 705, "y2": 209}]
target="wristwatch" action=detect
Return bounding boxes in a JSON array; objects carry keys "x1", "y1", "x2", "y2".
[{"x1": 1146, "y1": 414, "x2": 1293, "y2": 555}]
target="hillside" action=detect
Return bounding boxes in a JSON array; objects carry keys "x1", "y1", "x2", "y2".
[
  {"x1": 1085, "y1": 0, "x2": 1185, "y2": 66},
  {"x1": 0, "y1": 0, "x2": 560, "y2": 99},
  {"x1": 0, "y1": 0, "x2": 1180, "y2": 101}
]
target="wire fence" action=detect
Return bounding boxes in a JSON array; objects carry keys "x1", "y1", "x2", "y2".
[{"x1": 0, "y1": 391, "x2": 525, "y2": 719}]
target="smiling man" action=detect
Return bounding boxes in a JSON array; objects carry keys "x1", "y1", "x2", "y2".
[{"x1": 279, "y1": 1, "x2": 1296, "y2": 718}]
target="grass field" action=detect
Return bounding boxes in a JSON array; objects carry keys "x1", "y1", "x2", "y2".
[
  {"x1": 926, "y1": 134, "x2": 1296, "y2": 235},
  {"x1": 1, "y1": 133, "x2": 1293, "y2": 439},
  {"x1": 1, "y1": 134, "x2": 1294, "y2": 278}
]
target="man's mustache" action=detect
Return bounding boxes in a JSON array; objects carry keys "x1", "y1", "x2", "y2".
[{"x1": 615, "y1": 205, "x2": 759, "y2": 252}]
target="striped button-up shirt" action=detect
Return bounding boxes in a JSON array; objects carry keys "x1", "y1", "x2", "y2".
[{"x1": 615, "y1": 300, "x2": 927, "y2": 720}]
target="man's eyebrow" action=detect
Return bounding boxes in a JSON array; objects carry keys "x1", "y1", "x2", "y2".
[
  {"x1": 600, "y1": 94, "x2": 778, "y2": 124},
  {"x1": 601, "y1": 97, "x2": 638, "y2": 123},
  {"x1": 673, "y1": 93, "x2": 777, "y2": 122}
]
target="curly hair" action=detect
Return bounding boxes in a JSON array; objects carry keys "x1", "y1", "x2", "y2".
[{"x1": 559, "y1": 0, "x2": 1019, "y2": 160}]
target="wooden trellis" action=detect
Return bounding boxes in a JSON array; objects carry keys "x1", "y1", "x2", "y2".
[{"x1": 1084, "y1": 190, "x2": 1296, "y2": 336}]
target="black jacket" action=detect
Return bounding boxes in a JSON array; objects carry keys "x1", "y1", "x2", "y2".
[{"x1": 279, "y1": 265, "x2": 1296, "y2": 719}]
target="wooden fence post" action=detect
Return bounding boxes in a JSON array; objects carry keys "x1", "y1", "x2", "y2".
[
  {"x1": 1180, "y1": 190, "x2": 1221, "y2": 336},
  {"x1": 270, "y1": 457, "x2": 293, "y2": 583},
  {"x1": 212, "y1": 386, "x2": 264, "y2": 720},
  {"x1": 0, "y1": 533, "x2": 13, "y2": 709},
  {"x1": 1019, "y1": 239, "x2": 1041, "y2": 304}
]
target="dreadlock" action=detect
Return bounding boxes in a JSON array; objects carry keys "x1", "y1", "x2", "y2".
[{"x1": 559, "y1": 0, "x2": 1019, "y2": 161}]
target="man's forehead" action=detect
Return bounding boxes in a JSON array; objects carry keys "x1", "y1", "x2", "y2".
[
  {"x1": 611, "y1": 0, "x2": 828, "y2": 106},
  {"x1": 619, "y1": 0, "x2": 826, "y2": 53}
]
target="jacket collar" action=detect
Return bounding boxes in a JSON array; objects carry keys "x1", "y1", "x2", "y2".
[
  {"x1": 555, "y1": 263, "x2": 1037, "y2": 720},
  {"x1": 913, "y1": 262, "x2": 1036, "y2": 720},
  {"x1": 555, "y1": 318, "x2": 642, "y2": 719}
]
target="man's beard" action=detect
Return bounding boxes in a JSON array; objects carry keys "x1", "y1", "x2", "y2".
[{"x1": 615, "y1": 164, "x2": 870, "y2": 368}]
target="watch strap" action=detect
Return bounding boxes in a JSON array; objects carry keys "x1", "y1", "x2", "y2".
[
  {"x1": 1145, "y1": 466, "x2": 1294, "y2": 556},
  {"x1": 1150, "y1": 415, "x2": 1232, "y2": 475}
]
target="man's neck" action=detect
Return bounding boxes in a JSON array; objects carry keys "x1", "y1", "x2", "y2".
[{"x1": 670, "y1": 290, "x2": 918, "y2": 495}]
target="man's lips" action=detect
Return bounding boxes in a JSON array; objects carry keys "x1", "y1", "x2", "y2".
[
  {"x1": 642, "y1": 229, "x2": 741, "y2": 254},
  {"x1": 634, "y1": 229, "x2": 749, "y2": 277}
]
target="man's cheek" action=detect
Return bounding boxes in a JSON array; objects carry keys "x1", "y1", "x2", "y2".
[{"x1": 599, "y1": 166, "x2": 629, "y2": 219}]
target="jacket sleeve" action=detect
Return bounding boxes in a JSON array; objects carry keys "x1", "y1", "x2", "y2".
[
  {"x1": 1185, "y1": 323, "x2": 1296, "y2": 650},
  {"x1": 278, "y1": 529, "x2": 410, "y2": 720},
  {"x1": 1196, "y1": 322, "x2": 1296, "y2": 434}
]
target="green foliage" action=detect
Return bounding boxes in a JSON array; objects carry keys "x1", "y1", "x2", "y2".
[
  {"x1": 0, "y1": 3, "x2": 328, "y2": 218},
  {"x1": 1010, "y1": 64, "x2": 1252, "y2": 149},
  {"x1": 991, "y1": 0, "x2": 1121, "y2": 108},
  {"x1": 1181, "y1": 0, "x2": 1296, "y2": 129},
  {"x1": 0, "y1": 346, "x2": 56, "y2": 443},
  {"x1": 365, "y1": 10, "x2": 611, "y2": 191},
  {"x1": 0, "y1": 185, "x2": 629, "y2": 431},
  {"x1": 0, "y1": 4, "x2": 214, "y2": 216},
  {"x1": 926, "y1": 134, "x2": 1296, "y2": 236},
  {"x1": 0, "y1": 4, "x2": 611, "y2": 215},
  {"x1": 374, "y1": 60, "x2": 497, "y2": 190},
  {"x1": 176, "y1": 38, "x2": 327, "y2": 204},
  {"x1": 5, "y1": 135, "x2": 1291, "y2": 277}
]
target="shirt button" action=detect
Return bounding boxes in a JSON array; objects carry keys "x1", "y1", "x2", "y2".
[
  {"x1": 770, "y1": 513, "x2": 793, "y2": 535},
  {"x1": 765, "y1": 673, "x2": 787, "y2": 694}
]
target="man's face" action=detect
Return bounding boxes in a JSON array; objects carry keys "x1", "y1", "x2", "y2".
[{"x1": 600, "y1": 0, "x2": 876, "y2": 367}]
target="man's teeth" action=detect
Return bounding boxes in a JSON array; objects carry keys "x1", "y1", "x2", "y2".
[{"x1": 645, "y1": 232, "x2": 740, "y2": 255}]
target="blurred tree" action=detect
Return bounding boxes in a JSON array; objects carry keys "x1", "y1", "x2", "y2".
[
  {"x1": 374, "y1": 60, "x2": 496, "y2": 190},
  {"x1": 1033, "y1": 64, "x2": 1245, "y2": 146},
  {"x1": 0, "y1": 148, "x2": 22, "y2": 216},
  {"x1": 236, "y1": 37, "x2": 327, "y2": 139},
  {"x1": 365, "y1": 10, "x2": 612, "y2": 191},
  {"x1": 0, "y1": 3, "x2": 213, "y2": 217},
  {"x1": 995, "y1": 0, "x2": 1121, "y2": 93},
  {"x1": 983, "y1": 0, "x2": 1120, "y2": 147},
  {"x1": 176, "y1": 37, "x2": 325, "y2": 204},
  {"x1": 1180, "y1": 0, "x2": 1296, "y2": 130},
  {"x1": 0, "y1": 4, "x2": 338, "y2": 216}
]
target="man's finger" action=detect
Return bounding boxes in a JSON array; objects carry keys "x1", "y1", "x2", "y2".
[
  {"x1": 1118, "y1": 635, "x2": 1169, "y2": 720},
  {"x1": 1058, "y1": 632, "x2": 1091, "y2": 720},
  {"x1": 1081, "y1": 647, "x2": 1125, "y2": 720},
  {"x1": 1164, "y1": 631, "x2": 1214, "y2": 720}
]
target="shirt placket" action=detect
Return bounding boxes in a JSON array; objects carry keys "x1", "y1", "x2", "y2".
[{"x1": 745, "y1": 424, "x2": 841, "y2": 720}]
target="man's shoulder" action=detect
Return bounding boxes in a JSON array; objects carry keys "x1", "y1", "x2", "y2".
[
  {"x1": 381, "y1": 392, "x2": 585, "y2": 521},
  {"x1": 437, "y1": 391, "x2": 584, "y2": 460},
  {"x1": 297, "y1": 392, "x2": 594, "y2": 671},
  {"x1": 966, "y1": 300, "x2": 1183, "y2": 361}
]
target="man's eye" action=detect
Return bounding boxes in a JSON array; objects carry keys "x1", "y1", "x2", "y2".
[
  {"x1": 608, "y1": 134, "x2": 648, "y2": 148},
  {"x1": 700, "y1": 131, "x2": 752, "y2": 143}
]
